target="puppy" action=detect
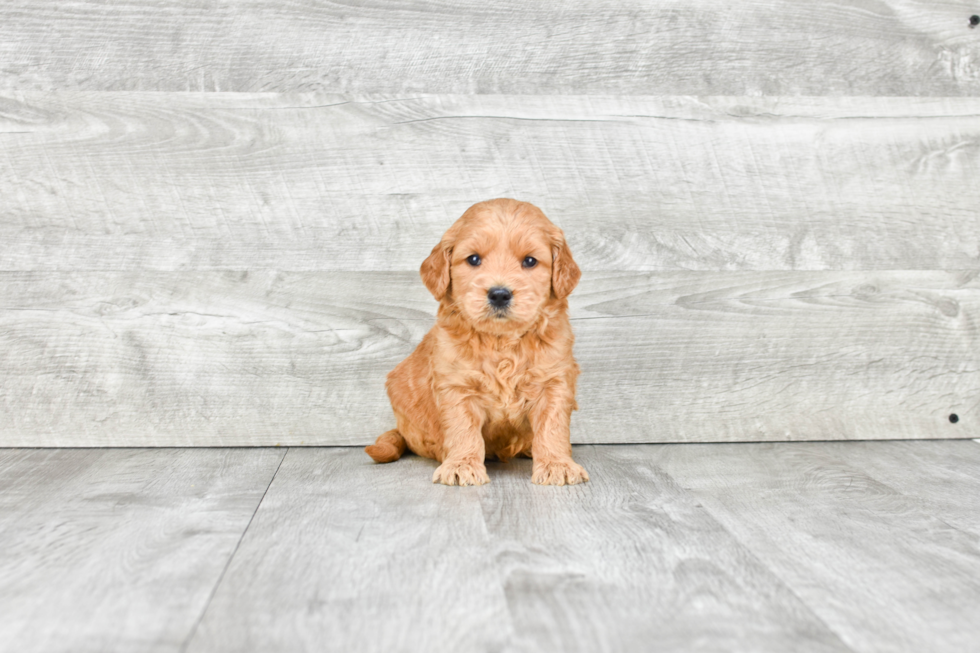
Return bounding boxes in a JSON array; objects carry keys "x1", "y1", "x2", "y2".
[{"x1": 365, "y1": 198, "x2": 589, "y2": 486}]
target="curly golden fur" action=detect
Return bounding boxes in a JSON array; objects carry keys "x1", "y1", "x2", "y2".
[{"x1": 365, "y1": 198, "x2": 589, "y2": 486}]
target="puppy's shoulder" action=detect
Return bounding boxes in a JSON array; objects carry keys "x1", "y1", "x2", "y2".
[{"x1": 386, "y1": 328, "x2": 437, "y2": 386}]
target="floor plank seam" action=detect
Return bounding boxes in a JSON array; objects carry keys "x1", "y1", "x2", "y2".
[
  {"x1": 663, "y1": 469, "x2": 860, "y2": 653},
  {"x1": 178, "y1": 447, "x2": 289, "y2": 653}
]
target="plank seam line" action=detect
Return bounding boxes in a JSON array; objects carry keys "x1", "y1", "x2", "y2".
[
  {"x1": 178, "y1": 447, "x2": 289, "y2": 653},
  {"x1": 665, "y1": 474, "x2": 859, "y2": 652}
]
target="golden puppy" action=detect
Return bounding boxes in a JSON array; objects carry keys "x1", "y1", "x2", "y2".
[{"x1": 366, "y1": 198, "x2": 589, "y2": 486}]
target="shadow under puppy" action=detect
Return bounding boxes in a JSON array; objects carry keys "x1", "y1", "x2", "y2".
[{"x1": 366, "y1": 198, "x2": 589, "y2": 486}]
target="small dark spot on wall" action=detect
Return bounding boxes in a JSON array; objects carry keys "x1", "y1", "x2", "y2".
[
  {"x1": 949, "y1": 413, "x2": 959, "y2": 423},
  {"x1": 971, "y1": 15, "x2": 980, "y2": 27}
]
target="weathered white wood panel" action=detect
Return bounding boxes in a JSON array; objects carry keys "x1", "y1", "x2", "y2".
[
  {"x1": 1, "y1": 1, "x2": 978, "y2": 95},
  {"x1": 185, "y1": 447, "x2": 849, "y2": 653},
  {"x1": 573, "y1": 269, "x2": 979, "y2": 442},
  {"x1": 0, "y1": 448, "x2": 284, "y2": 653},
  {"x1": 2, "y1": 93, "x2": 978, "y2": 272},
  {"x1": 655, "y1": 441, "x2": 980, "y2": 653},
  {"x1": 2, "y1": 270, "x2": 975, "y2": 446}
]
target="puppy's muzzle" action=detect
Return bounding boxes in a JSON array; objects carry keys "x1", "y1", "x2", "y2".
[{"x1": 487, "y1": 286, "x2": 513, "y2": 313}]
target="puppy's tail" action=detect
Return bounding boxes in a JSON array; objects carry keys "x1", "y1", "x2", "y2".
[{"x1": 365, "y1": 429, "x2": 406, "y2": 463}]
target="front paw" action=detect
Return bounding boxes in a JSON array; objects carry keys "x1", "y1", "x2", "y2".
[
  {"x1": 532, "y1": 459, "x2": 590, "y2": 486},
  {"x1": 433, "y1": 460, "x2": 490, "y2": 486}
]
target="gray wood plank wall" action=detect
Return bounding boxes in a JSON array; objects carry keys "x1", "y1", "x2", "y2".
[
  {"x1": 2, "y1": 1, "x2": 979, "y2": 95},
  {"x1": 1, "y1": 1, "x2": 978, "y2": 446}
]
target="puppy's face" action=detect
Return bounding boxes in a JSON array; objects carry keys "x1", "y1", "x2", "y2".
[
  {"x1": 421, "y1": 199, "x2": 580, "y2": 335},
  {"x1": 449, "y1": 215, "x2": 554, "y2": 333}
]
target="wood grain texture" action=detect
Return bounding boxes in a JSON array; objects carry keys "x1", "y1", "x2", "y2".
[
  {"x1": 1, "y1": 1, "x2": 979, "y2": 95},
  {"x1": 0, "y1": 447, "x2": 284, "y2": 653},
  {"x1": 655, "y1": 441, "x2": 980, "y2": 653},
  {"x1": 572, "y1": 269, "x2": 980, "y2": 442},
  {"x1": 803, "y1": 439, "x2": 980, "y2": 539},
  {"x1": 1, "y1": 270, "x2": 975, "y2": 446},
  {"x1": 185, "y1": 447, "x2": 850, "y2": 653},
  {"x1": 184, "y1": 448, "x2": 512, "y2": 653},
  {"x1": 2, "y1": 93, "x2": 979, "y2": 272},
  {"x1": 477, "y1": 447, "x2": 849, "y2": 652}
]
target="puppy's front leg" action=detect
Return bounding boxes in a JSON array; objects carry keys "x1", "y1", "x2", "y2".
[
  {"x1": 530, "y1": 386, "x2": 589, "y2": 486},
  {"x1": 433, "y1": 395, "x2": 489, "y2": 486}
]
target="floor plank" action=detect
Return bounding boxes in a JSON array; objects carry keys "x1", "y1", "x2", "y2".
[
  {"x1": 6, "y1": 442, "x2": 980, "y2": 651},
  {"x1": 477, "y1": 447, "x2": 850, "y2": 653},
  {"x1": 2, "y1": 270, "x2": 975, "y2": 446},
  {"x1": 184, "y1": 448, "x2": 511, "y2": 653},
  {"x1": 0, "y1": 448, "x2": 284, "y2": 653},
  {"x1": 186, "y1": 447, "x2": 850, "y2": 653},
  {"x1": 0, "y1": 1, "x2": 977, "y2": 95},
  {"x1": 809, "y1": 440, "x2": 980, "y2": 538},
  {"x1": 654, "y1": 441, "x2": 980, "y2": 653}
]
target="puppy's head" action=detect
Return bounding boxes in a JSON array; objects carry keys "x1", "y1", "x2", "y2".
[{"x1": 420, "y1": 199, "x2": 580, "y2": 334}]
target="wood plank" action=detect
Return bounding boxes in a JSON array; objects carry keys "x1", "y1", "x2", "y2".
[
  {"x1": 185, "y1": 447, "x2": 851, "y2": 653},
  {"x1": 1, "y1": 1, "x2": 978, "y2": 95},
  {"x1": 184, "y1": 448, "x2": 513, "y2": 653},
  {"x1": 802, "y1": 440, "x2": 980, "y2": 538},
  {"x1": 572, "y1": 269, "x2": 980, "y2": 443},
  {"x1": 2, "y1": 270, "x2": 975, "y2": 446},
  {"x1": 0, "y1": 447, "x2": 285, "y2": 653},
  {"x1": 0, "y1": 270, "x2": 430, "y2": 447},
  {"x1": 654, "y1": 441, "x2": 980, "y2": 653},
  {"x1": 477, "y1": 447, "x2": 851, "y2": 652},
  {"x1": 2, "y1": 93, "x2": 979, "y2": 272}
]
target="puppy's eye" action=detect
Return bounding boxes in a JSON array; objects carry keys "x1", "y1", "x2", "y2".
[
  {"x1": 466, "y1": 254, "x2": 481, "y2": 266},
  {"x1": 522, "y1": 256, "x2": 538, "y2": 269}
]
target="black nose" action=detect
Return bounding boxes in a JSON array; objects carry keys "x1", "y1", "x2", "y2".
[{"x1": 487, "y1": 286, "x2": 512, "y2": 309}]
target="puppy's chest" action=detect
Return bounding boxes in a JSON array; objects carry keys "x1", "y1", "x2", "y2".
[{"x1": 471, "y1": 351, "x2": 542, "y2": 412}]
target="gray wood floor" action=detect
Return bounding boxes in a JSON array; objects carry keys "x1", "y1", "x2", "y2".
[{"x1": 3, "y1": 441, "x2": 979, "y2": 653}]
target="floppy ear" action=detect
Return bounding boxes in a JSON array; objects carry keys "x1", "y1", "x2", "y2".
[
  {"x1": 551, "y1": 230, "x2": 581, "y2": 300},
  {"x1": 420, "y1": 240, "x2": 453, "y2": 300}
]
